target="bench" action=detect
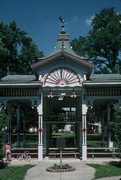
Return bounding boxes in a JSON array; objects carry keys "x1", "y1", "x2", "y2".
[
  {"x1": 12, "y1": 148, "x2": 38, "y2": 150},
  {"x1": 87, "y1": 148, "x2": 119, "y2": 159},
  {"x1": 12, "y1": 148, "x2": 38, "y2": 158},
  {"x1": 12, "y1": 152, "x2": 38, "y2": 155},
  {"x1": 48, "y1": 148, "x2": 79, "y2": 159}
]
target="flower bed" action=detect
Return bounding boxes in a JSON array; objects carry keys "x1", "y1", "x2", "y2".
[{"x1": 46, "y1": 164, "x2": 75, "y2": 172}]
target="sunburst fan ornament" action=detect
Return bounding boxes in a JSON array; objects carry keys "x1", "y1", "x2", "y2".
[{"x1": 44, "y1": 67, "x2": 80, "y2": 86}]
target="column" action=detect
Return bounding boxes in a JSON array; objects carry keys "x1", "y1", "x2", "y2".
[
  {"x1": 16, "y1": 104, "x2": 20, "y2": 147},
  {"x1": 82, "y1": 101, "x2": 88, "y2": 160},
  {"x1": 37, "y1": 92, "x2": 43, "y2": 161},
  {"x1": 101, "y1": 112, "x2": 105, "y2": 146},
  {"x1": 5, "y1": 102, "x2": 11, "y2": 144},
  {"x1": 78, "y1": 97, "x2": 82, "y2": 154},
  {"x1": 107, "y1": 104, "x2": 112, "y2": 147},
  {"x1": 7, "y1": 112, "x2": 12, "y2": 144}
]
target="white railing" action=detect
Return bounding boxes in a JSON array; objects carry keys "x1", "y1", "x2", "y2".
[
  {"x1": 86, "y1": 88, "x2": 121, "y2": 96},
  {"x1": 0, "y1": 88, "x2": 38, "y2": 97}
]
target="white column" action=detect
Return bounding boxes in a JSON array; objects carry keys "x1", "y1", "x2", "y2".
[
  {"x1": 37, "y1": 92, "x2": 43, "y2": 161},
  {"x1": 78, "y1": 97, "x2": 82, "y2": 154},
  {"x1": 82, "y1": 101, "x2": 88, "y2": 160},
  {"x1": 16, "y1": 104, "x2": 20, "y2": 147},
  {"x1": 107, "y1": 104, "x2": 111, "y2": 147},
  {"x1": 101, "y1": 115, "x2": 105, "y2": 146}
]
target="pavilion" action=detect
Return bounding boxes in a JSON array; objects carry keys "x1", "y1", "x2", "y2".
[{"x1": 0, "y1": 20, "x2": 121, "y2": 160}]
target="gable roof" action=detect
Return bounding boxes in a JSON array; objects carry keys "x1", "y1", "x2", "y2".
[
  {"x1": 31, "y1": 51, "x2": 94, "y2": 72},
  {"x1": 31, "y1": 24, "x2": 94, "y2": 72}
]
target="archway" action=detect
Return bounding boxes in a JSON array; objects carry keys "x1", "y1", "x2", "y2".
[{"x1": 42, "y1": 93, "x2": 81, "y2": 157}]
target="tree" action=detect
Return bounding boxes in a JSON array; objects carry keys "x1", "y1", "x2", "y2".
[
  {"x1": 0, "y1": 109, "x2": 7, "y2": 159},
  {"x1": 90, "y1": 8, "x2": 121, "y2": 72},
  {"x1": 71, "y1": 36, "x2": 88, "y2": 57},
  {"x1": 71, "y1": 8, "x2": 121, "y2": 73},
  {"x1": 0, "y1": 21, "x2": 44, "y2": 77},
  {"x1": 18, "y1": 37, "x2": 43, "y2": 74},
  {"x1": 110, "y1": 103, "x2": 121, "y2": 150}
]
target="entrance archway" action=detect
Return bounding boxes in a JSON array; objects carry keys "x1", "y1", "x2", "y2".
[{"x1": 43, "y1": 93, "x2": 81, "y2": 157}]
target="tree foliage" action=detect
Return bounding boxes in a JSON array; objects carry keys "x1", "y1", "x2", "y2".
[
  {"x1": 0, "y1": 109, "x2": 7, "y2": 159},
  {"x1": 110, "y1": 103, "x2": 121, "y2": 149},
  {"x1": 71, "y1": 36, "x2": 88, "y2": 57},
  {"x1": 0, "y1": 21, "x2": 44, "y2": 77},
  {"x1": 71, "y1": 8, "x2": 121, "y2": 73}
]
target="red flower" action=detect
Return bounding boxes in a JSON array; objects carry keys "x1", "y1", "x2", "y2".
[
  {"x1": 81, "y1": 128, "x2": 87, "y2": 131},
  {"x1": 38, "y1": 128, "x2": 44, "y2": 131}
]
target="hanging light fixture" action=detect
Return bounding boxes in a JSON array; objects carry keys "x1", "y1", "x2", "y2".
[
  {"x1": 87, "y1": 100, "x2": 93, "y2": 109},
  {"x1": 70, "y1": 90, "x2": 77, "y2": 98},
  {"x1": 58, "y1": 93, "x2": 66, "y2": 101},
  {"x1": 48, "y1": 89, "x2": 53, "y2": 98}
]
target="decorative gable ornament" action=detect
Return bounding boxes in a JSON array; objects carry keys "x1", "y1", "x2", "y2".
[{"x1": 43, "y1": 67, "x2": 81, "y2": 87}]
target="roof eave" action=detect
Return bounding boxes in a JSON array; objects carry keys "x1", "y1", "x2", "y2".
[
  {"x1": 31, "y1": 50, "x2": 94, "y2": 72},
  {"x1": 63, "y1": 51, "x2": 94, "y2": 69},
  {"x1": 31, "y1": 52, "x2": 62, "y2": 71},
  {"x1": 83, "y1": 81, "x2": 121, "y2": 87}
]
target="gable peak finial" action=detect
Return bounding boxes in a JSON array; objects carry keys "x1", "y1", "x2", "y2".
[{"x1": 59, "y1": 16, "x2": 66, "y2": 34}]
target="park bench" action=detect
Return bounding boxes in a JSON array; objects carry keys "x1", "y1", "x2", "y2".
[
  {"x1": 48, "y1": 147, "x2": 79, "y2": 159},
  {"x1": 87, "y1": 147, "x2": 119, "y2": 159}
]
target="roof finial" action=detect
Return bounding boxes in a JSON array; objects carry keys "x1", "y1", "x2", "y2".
[{"x1": 59, "y1": 16, "x2": 66, "y2": 34}]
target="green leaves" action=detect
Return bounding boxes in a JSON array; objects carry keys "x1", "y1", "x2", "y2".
[
  {"x1": 0, "y1": 21, "x2": 44, "y2": 77},
  {"x1": 0, "y1": 110, "x2": 7, "y2": 159},
  {"x1": 71, "y1": 36, "x2": 88, "y2": 57},
  {"x1": 71, "y1": 8, "x2": 121, "y2": 73},
  {"x1": 90, "y1": 8, "x2": 121, "y2": 70},
  {"x1": 111, "y1": 103, "x2": 121, "y2": 149}
]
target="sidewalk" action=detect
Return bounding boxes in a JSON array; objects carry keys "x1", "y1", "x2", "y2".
[
  {"x1": 23, "y1": 159, "x2": 95, "y2": 180},
  {"x1": 98, "y1": 177, "x2": 121, "y2": 180},
  {"x1": 9, "y1": 158, "x2": 121, "y2": 180}
]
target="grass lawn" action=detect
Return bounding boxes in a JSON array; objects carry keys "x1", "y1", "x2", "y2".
[
  {"x1": 87, "y1": 141, "x2": 102, "y2": 147},
  {"x1": 88, "y1": 163, "x2": 121, "y2": 179},
  {"x1": 0, "y1": 164, "x2": 34, "y2": 180}
]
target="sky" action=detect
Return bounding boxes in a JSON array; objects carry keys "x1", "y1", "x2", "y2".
[{"x1": 0, "y1": 0, "x2": 121, "y2": 56}]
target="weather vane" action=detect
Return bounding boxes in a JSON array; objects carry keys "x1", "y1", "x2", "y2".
[
  {"x1": 59, "y1": 16, "x2": 65, "y2": 34},
  {"x1": 59, "y1": 16, "x2": 64, "y2": 25}
]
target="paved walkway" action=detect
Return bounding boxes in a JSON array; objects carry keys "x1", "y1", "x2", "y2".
[
  {"x1": 24, "y1": 159, "x2": 95, "y2": 180},
  {"x1": 98, "y1": 177, "x2": 121, "y2": 180},
  {"x1": 9, "y1": 158, "x2": 121, "y2": 180}
]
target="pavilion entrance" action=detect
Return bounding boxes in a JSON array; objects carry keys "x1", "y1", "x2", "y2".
[
  {"x1": 43, "y1": 115, "x2": 81, "y2": 158},
  {"x1": 43, "y1": 95, "x2": 82, "y2": 157}
]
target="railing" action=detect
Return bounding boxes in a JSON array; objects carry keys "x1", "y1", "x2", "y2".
[
  {"x1": 42, "y1": 115, "x2": 82, "y2": 124},
  {"x1": 86, "y1": 88, "x2": 121, "y2": 97},
  {"x1": 0, "y1": 88, "x2": 38, "y2": 97},
  {"x1": 87, "y1": 147, "x2": 119, "y2": 158},
  {"x1": 48, "y1": 147, "x2": 79, "y2": 159}
]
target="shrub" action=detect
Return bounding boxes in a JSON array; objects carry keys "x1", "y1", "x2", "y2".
[{"x1": 53, "y1": 163, "x2": 71, "y2": 169}]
